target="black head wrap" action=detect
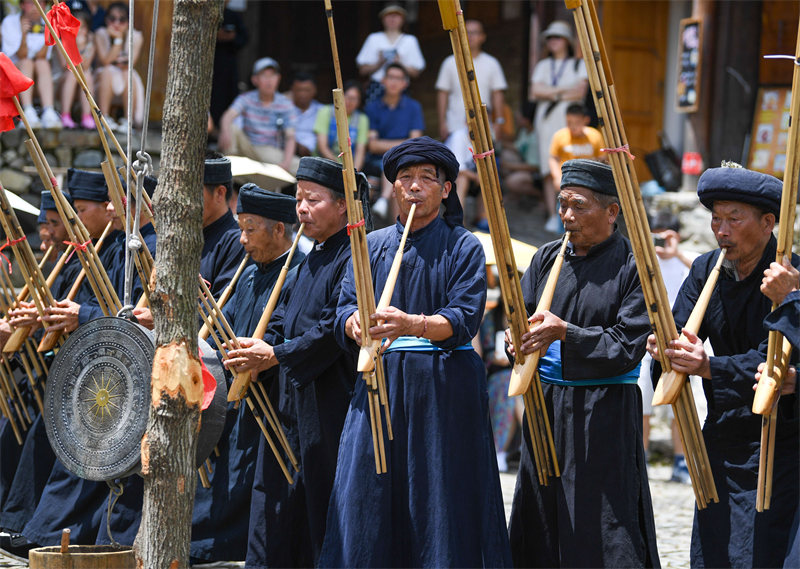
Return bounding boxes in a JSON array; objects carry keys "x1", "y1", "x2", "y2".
[
  {"x1": 296, "y1": 156, "x2": 372, "y2": 231},
  {"x1": 560, "y1": 159, "x2": 617, "y2": 196},
  {"x1": 38, "y1": 190, "x2": 71, "y2": 223},
  {"x1": 204, "y1": 156, "x2": 232, "y2": 186},
  {"x1": 237, "y1": 183, "x2": 297, "y2": 224},
  {"x1": 382, "y1": 136, "x2": 463, "y2": 226},
  {"x1": 697, "y1": 165, "x2": 781, "y2": 216},
  {"x1": 66, "y1": 168, "x2": 109, "y2": 202}
]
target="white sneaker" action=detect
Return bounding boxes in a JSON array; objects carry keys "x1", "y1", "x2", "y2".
[
  {"x1": 23, "y1": 106, "x2": 41, "y2": 128},
  {"x1": 40, "y1": 107, "x2": 62, "y2": 129},
  {"x1": 544, "y1": 214, "x2": 563, "y2": 234},
  {"x1": 372, "y1": 197, "x2": 388, "y2": 218},
  {"x1": 114, "y1": 117, "x2": 129, "y2": 134}
]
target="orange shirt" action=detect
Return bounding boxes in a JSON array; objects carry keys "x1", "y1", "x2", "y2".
[{"x1": 549, "y1": 126, "x2": 604, "y2": 165}]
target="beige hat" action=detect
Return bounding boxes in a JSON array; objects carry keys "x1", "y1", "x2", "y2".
[
  {"x1": 379, "y1": 4, "x2": 407, "y2": 19},
  {"x1": 542, "y1": 20, "x2": 574, "y2": 44}
]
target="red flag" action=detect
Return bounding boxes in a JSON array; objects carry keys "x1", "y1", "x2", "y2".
[
  {"x1": 45, "y1": 2, "x2": 83, "y2": 67},
  {"x1": 0, "y1": 53, "x2": 34, "y2": 132}
]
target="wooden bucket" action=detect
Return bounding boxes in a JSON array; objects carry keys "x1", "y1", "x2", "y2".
[{"x1": 28, "y1": 545, "x2": 135, "y2": 568}]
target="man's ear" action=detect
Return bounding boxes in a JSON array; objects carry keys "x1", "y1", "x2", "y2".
[{"x1": 441, "y1": 180, "x2": 452, "y2": 199}]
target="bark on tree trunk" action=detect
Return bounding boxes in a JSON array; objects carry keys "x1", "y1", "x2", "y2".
[{"x1": 134, "y1": 1, "x2": 221, "y2": 567}]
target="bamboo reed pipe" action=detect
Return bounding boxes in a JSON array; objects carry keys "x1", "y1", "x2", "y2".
[
  {"x1": 198, "y1": 253, "x2": 250, "y2": 340},
  {"x1": 228, "y1": 225, "x2": 305, "y2": 401},
  {"x1": 653, "y1": 249, "x2": 727, "y2": 405},
  {"x1": 508, "y1": 232, "x2": 571, "y2": 396},
  {"x1": 358, "y1": 205, "x2": 416, "y2": 372}
]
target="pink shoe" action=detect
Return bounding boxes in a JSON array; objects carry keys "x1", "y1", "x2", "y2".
[
  {"x1": 80, "y1": 114, "x2": 95, "y2": 130},
  {"x1": 61, "y1": 113, "x2": 77, "y2": 129}
]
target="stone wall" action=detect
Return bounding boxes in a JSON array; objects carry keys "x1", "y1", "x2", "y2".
[{"x1": 0, "y1": 127, "x2": 162, "y2": 225}]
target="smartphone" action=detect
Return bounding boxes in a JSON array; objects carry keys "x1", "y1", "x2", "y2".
[{"x1": 652, "y1": 235, "x2": 666, "y2": 248}]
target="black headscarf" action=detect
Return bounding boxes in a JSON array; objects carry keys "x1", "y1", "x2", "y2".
[{"x1": 382, "y1": 136, "x2": 463, "y2": 227}]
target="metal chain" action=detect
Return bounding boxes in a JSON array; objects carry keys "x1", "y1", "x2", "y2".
[
  {"x1": 121, "y1": 0, "x2": 160, "y2": 314},
  {"x1": 105, "y1": 480, "x2": 124, "y2": 548}
]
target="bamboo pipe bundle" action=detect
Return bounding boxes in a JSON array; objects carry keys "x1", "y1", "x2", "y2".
[
  {"x1": 34, "y1": 0, "x2": 154, "y2": 215},
  {"x1": 567, "y1": 0, "x2": 717, "y2": 508},
  {"x1": 753, "y1": 20, "x2": 800, "y2": 512},
  {"x1": 199, "y1": 254, "x2": 250, "y2": 341},
  {"x1": 324, "y1": 0, "x2": 391, "y2": 474},
  {"x1": 0, "y1": 268, "x2": 45, "y2": 417},
  {"x1": 195, "y1": 277, "x2": 297, "y2": 484},
  {"x1": 518, "y1": 233, "x2": 571, "y2": 484},
  {"x1": 652, "y1": 249, "x2": 727, "y2": 405},
  {"x1": 358, "y1": 205, "x2": 416, "y2": 372},
  {"x1": 64, "y1": 221, "x2": 114, "y2": 303},
  {"x1": 100, "y1": 161, "x2": 155, "y2": 302},
  {"x1": 0, "y1": 184, "x2": 63, "y2": 353},
  {"x1": 437, "y1": 0, "x2": 559, "y2": 484},
  {"x1": 16, "y1": 111, "x2": 121, "y2": 321},
  {"x1": 0, "y1": 275, "x2": 29, "y2": 443},
  {"x1": 16, "y1": 245, "x2": 55, "y2": 304},
  {"x1": 228, "y1": 225, "x2": 304, "y2": 402}
]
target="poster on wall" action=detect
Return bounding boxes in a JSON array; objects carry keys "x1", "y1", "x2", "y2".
[
  {"x1": 748, "y1": 87, "x2": 791, "y2": 178},
  {"x1": 676, "y1": 18, "x2": 702, "y2": 113}
]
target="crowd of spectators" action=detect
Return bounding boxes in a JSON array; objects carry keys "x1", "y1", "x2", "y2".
[{"x1": 0, "y1": 0, "x2": 146, "y2": 133}]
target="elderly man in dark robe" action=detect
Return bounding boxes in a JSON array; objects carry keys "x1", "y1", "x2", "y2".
[
  {"x1": 648, "y1": 164, "x2": 799, "y2": 568},
  {"x1": 199, "y1": 152, "x2": 248, "y2": 297},
  {"x1": 225, "y1": 157, "x2": 360, "y2": 568},
  {"x1": 319, "y1": 137, "x2": 511, "y2": 568},
  {"x1": 190, "y1": 183, "x2": 302, "y2": 563},
  {"x1": 508, "y1": 159, "x2": 659, "y2": 568}
]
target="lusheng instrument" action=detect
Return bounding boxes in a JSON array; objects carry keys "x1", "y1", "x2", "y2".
[
  {"x1": 0, "y1": 183, "x2": 63, "y2": 353},
  {"x1": 229, "y1": 225, "x2": 305, "y2": 402},
  {"x1": 567, "y1": 0, "x2": 717, "y2": 508},
  {"x1": 198, "y1": 253, "x2": 250, "y2": 341},
  {"x1": 324, "y1": 0, "x2": 392, "y2": 474},
  {"x1": 358, "y1": 205, "x2": 416, "y2": 372},
  {"x1": 438, "y1": 0, "x2": 559, "y2": 485},
  {"x1": 752, "y1": 21, "x2": 800, "y2": 511}
]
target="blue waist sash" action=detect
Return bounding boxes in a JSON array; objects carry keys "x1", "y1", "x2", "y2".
[
  {"x1": 538, "y1": 340, "x2": 640, "y2": 386},
  {"x1": 382, "y1": 335, "x2": 473, "y2": 353}
]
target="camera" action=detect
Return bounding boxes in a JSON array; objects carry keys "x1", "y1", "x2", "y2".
[{"x1": 652, "y1": 235, "x2": 666, "y2": 248}]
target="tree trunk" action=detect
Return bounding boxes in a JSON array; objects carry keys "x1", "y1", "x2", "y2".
[{"x1": 134, "y1": 1, "x2": 221, "y2": 567}]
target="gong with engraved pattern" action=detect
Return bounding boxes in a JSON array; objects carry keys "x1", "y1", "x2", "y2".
[
  {"x1": 45, "y1": 317, "x2": 228, "y2": 482},
  {"x1": 45, "y1": 317, "x2": 154, "y2": 481}
]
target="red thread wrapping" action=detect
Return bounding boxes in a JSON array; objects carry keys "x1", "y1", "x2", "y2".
[
  {"x1": 337, "y1": 137, "x2": 352, "y2": 158},
  {"x1": 600, "y1": 144, "x2": 636, "y2": 161},
  {"x1": 469, "y1": 147, "x2": 495, "y2": 161},
  {"x1": 346, "y1": 218, "x2": 365, "y2": 236},
  {"x1": 63, "y1": 239, "x2": 90, "y2": 262},
  {"x1": 0, "y1": 236, "x2": 27, "y2": 273}
]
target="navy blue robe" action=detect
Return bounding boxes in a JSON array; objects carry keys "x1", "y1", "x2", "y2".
[
  {"x1": 23, "y1": 227, "x2": 157, "y2": 547},
  {"x1": 319, "y1": 217, "x2": 511, "y2": 568},
  {"x1": 508, "y1": 231, "x2": 660, "y2": 568},
  {"x1": 653, "y1": 236, "x2": 799, "y2": 568},
  {"x1": 246, "y1": 227, "x2": 354, "y2": 569},
  {"x1": 191, "y1": 249, "x2": 304, "y2": 563},
  {"x1": 200, "y1": 210, "x2": 247, "y2": 298}
]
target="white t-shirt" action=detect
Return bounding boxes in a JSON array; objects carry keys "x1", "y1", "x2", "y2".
[
  {"x1": 356, "y1": 31, "x2": 425, "y2": 82},
  {"x1": 1, "y1": 13, "x2": 50, "y2": 64},
  {"x1": 436, "y1": 51, "x2": 508, "y2": 135}
]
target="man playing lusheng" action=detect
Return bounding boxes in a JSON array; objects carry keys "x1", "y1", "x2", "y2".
[
  {"x1": 228, "y1": 157, "x2": 360, "y2": 568},
  {"x1": 320, "y1": 137, "x2": 511, "y2": 568},
  {"x1": 648, "y1": 164, "x2": 799, "y2": 568},
  {"x1": 508, "y1": 159, "x2": 659, "y2": 567}
]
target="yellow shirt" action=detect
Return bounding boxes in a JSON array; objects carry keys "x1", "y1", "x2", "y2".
[{"x1": 549, "y1": 126, "x2": 604, "y2": 165}]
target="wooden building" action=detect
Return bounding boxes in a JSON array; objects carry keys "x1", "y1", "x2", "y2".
[{"x1": 132, "y1": 0, "x2": 798, "y2": 182}]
